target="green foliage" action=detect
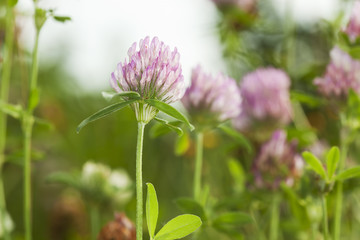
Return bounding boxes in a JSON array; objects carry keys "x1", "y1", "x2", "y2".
[
  {"x1": 76, "y1": 99, "x2": 136, "y2": 133},
  {"x1": 212, "y1": 212, "x2": 252, "y2": 238},
  {"x1": 146, "y1": 183, "x2": 159, "y2": 239},
  {"x1": 154, "y1": 214, "x2": 202, "y2": 240},
  {"x1": 101, "y1": 91, "x2": 141, "y2": 102},
  {"x1": 227, "y1": 159, "x2": 245, "y2": 194},
  {"x1": 344, "y1": 89, "x2": 360, "y2": 130},
  {"x1": 7, "y1": 0, "x2": 18, "y2": 7},
  {"x1": 303, "y1": 147, "x2": 360, "y2": 184},
  {"x1": 0, "y1": 101, "x2": 22, "y2": 119},
  {"x1": 146, "y1": 183, "x2": 202, "y2": 240},
  {"x1": 29, "y1": 88, "x2": 40, "y2": 111},
  {"x1": 154, "y1": 118, "x2": 183, "y2": 136},
  {"x1": 218, "y1": 125, "x2": 253, "y2": 154},
  {"x1": 175, "y1": 198, "x2": 207, "y2": 221},
  {"x1": 335, "y1": 166, "x2": 360, "y2": 181},
  {"x1": 174, "y1": 132, "x2": 189, "y2": 156},
  {"x1": 326, "y1": 147, "x2": 340, "y2": 180},
  {"x1": 290, "y1": 91, "x2": 324, "y2": 108},
  {"x1": 35, "y1": 8, "x2": 47, "y2": 31},
  {"x1": 53, "y1": 16, "x2": 72, "y2": 23},
  {"x1": 144, "y1": 99, "x2": 194, "y2": 131},
  {"x1": 302, "y1": 151, "x2": 328, "y2": 181}
]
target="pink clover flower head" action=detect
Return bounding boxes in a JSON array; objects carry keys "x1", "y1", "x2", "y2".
[
  {"x1": 233, "y1": 68, "x2": 292, "y2": 131},
  {"x1": 252, "y1": 130, "x2": 304, "y2": 190},
  {"x1": 344, "y1": 1, "x2": 360, "y2": 42},
  {"x1": 181, "y1": 65, "x2": 242, "y2": 129},
  {"x1": 110, "y1": 36, "x2": 186, "y2": 123},
  {"x1": 314, "y1": 47, "x2": 360, "y2": 98}
]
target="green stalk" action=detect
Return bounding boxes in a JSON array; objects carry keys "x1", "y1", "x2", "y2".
[
  {"x1": 322, "y1": 195, "x2": 329, "y2": 240},
  {"x1": 193, "y1": 132, "x2": 203, "y2": 201},
  {"x1": 90, "y1": 205, "x2": 100, "y2": 240},
  {"x1": 0, "y1": 4, "x2": 15, "y2": 240},
  {"x1": 333, "y1": 131, "x2": 348, "y2": 240},
  {"x1": 22, "y1": 29, "x2": 40, "y2": 240},
  {"x1": 269, "y1": 194, "x2": 280, "y2": 240},
  {"x1": 136, "y1": 122, "x2": 146, "y2": 240}
]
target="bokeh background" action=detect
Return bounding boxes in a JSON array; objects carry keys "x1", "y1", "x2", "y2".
[{"x1": 2, "y1": 0, "x2": 360, "y2": 239}]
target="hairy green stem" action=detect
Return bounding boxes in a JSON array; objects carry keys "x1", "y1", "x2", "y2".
[
  {"x1": 136, "y1": 122, "x2": 146, "y2": 240},
  {"x1": 0, "y1": 4, "x2": 15, "y2": 240},
  {"x1": 193, "y1": 132, "x2": 203, "y2": 202},
  {"x1": 322, "y1": 195, "x2": 329, "y2": 240},
  {"x1": 270, "y1": 194, "x2": 280, "y2": 240},
  {"x1": 90, "y1": 205, "x2": 100, "y2": 240},
  {"x1": 22, "y1": 29, "x2": 40, "y2": 240},
  {"x1": 333, "y1": 131, "x2": 348, "y2": 240}
]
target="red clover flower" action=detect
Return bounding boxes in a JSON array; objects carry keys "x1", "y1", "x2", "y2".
[
  {"x1": 110, "y1": 36, "x2": 186, "y2": 123},
  {"x1": 314, "y1": 47, "x2": 360, "y2": 98},
  {"x1": 181, "y1": 65, "x2": 241, "y2": 129},
  {"x1": 344, "y1": 1, "x2": 360, "y2": 42},
  {"x1": 252, "y1": 130, "x2": 304, "y2": 190},
  {"x1": 233, "y1": 68, "x2": 292, "y2": 132}
]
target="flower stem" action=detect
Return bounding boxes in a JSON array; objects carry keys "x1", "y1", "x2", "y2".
[
  {"x1": 193, "y1": 132, "x2": 203, "y2": 202},
  {"x1": 136, "y1": 122, "x2": 146, "y2": 240},
  {"x1": 333, "y1": 130, "x2": 348, "y2": 240},
  {"x1": 270, "y1": 194, "x2": 280, "y2": 240},
  {"x1": 0, "y1": 4, "x2": 15, "y2": 240},
  {"x1": 90, "y1": 205, "x2": 100, "y2": 240},
  {"x1": 322, "y1": 195, "x2": 329, "y2": 240},
  {"x1": 22, "y1": 28, "x2": 40, "y2": 240}
]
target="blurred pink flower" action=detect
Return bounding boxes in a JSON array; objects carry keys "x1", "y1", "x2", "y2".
[
  {"x1": 314, "y1": 47, "x2": 360, "y2": 98},
  {"x1": 233, "y1": 68, "x2": 292, "y2": 131},
  {"x1": 252, "y1": 130, "x2": 304, "y2": 190},
  {"x1": 110, "y1": 36, "x2": 186, "y2": 122},
  {"x1": 344, "y1": 1, "x2": 360, "y2": 42},
  {"x1": 181, "y1": 65, "x2": 241, "y2": 128}
]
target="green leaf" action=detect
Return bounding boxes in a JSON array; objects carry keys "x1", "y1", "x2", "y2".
[
  {"x1": 174, "y1": 132, "x2": 189, "y2": 156},
  {"x1": 218, "y1": 125, "x2": 253, "y2": 154},
  {"x1": 77, "y1": 99, "x2": 136, "y2": 133},
  {"x1": 326, "y1": 146, "x2": 340, "y2": 180},
  {"x1": 35, "y1": 8, "x2": 47, "y2": 30},
  {"x1": 154, "y1": 214, "x2": 202, "y2": 240},
  {"x1": 0, "y1": 101, "x2": 22, "y2": 119},
  {"x1": 175, "y1": 198, "x2": 207, "y2": 221},
  {"x1": 150, "y1": 123, "x2": 173, "y2": 138},
  {"x1": 101, "y1": 91, "x2": 141, "y2": 102},
  {"x1": 146, "y1": 183, "x2": 159, "y2": 239},
  {"x1": 8, "y1": 0, "x2": 18, "y2": 7},
  {"x1": 213, "y1": 212, "x2": 252, "y2": 226},
  {"x1": 46, "y1": 172, "x2": 80, "y2": 189},
  {"x1": 154, "y1": 117, "x2": 183, "y2": 136},
  {"x1": 34, "y1": 117, "x2": 54, "y2": 130},
  {"x1": 290, "y1": 91, "x2": 323, "y2": 108},
  {"x1": 349, "y1": 47, "x2": 360, "y2": 60},
  {"x1": 29, "y1": 88, "x2": 40, "y2": 111},
  {"x1": 227, "y1": 159, "x2": 245, "y2": 193},
  {"x1": 144, "y1": 99, "x2": 194, "y2": 131},
  {"x1": 53, "y1": 16, "x2": 72, "y2": 23},
  {"x1": 302, "y1": 151, "x2": 327, "y2": 180},
  {"x1": 335, "y1": 166, "x2": 360, "y2": 181}
]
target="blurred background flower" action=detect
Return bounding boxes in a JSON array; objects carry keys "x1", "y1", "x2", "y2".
[
  {"x1": 252, "y1": 130, "x2": 304, "y2": 190},
  {"x1": 344, "y1": 1, "x2": 360, "y2": 42},
  {"x1": 181, "y1": 65, "x2": 241, "y2": 130},
  {"x1": 314, "y1": 47, "x2": 360, "y2": 99},
  {"x1": 233, "y1": 68, "x2": 292, "y2": 141}
]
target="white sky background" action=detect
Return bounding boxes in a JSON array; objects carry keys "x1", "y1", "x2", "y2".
[{"x1": 16, "y1": 0, "x2": 340, "y2": 91}]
